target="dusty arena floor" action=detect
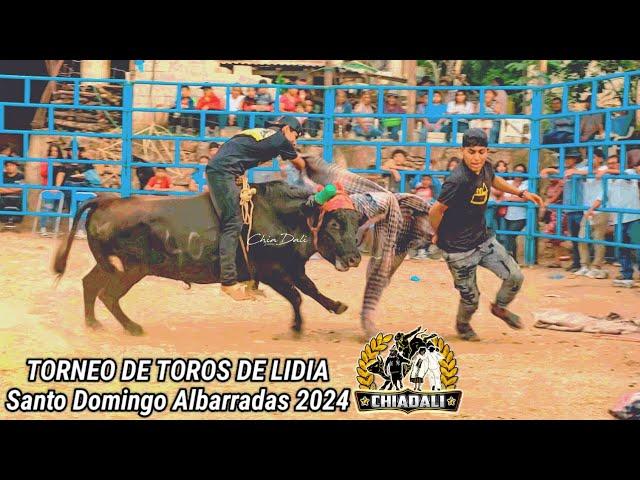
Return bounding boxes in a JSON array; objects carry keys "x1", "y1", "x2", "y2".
[{"x1": 1, "y1": 229, "x2": 639, "y2": 420}]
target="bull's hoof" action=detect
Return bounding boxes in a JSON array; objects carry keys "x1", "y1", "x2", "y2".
[
  {"x1": 333, "y1": 302, "x2": 348, "y2": 315},
  {"x1": 86, "y1": 319, "x2": 103, "y2": 330},
  {"x1": 125, "y1": 323, "x2": 145, "y2": 336}
]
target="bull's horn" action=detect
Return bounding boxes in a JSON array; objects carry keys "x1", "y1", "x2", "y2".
[{"x1": 313, "y1": 184, "x2": 337, "y2": 205}]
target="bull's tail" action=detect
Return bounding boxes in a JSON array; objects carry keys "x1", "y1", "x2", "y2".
[{"x1": 53, "y1": 196, "x2": 102, "y2": 279}]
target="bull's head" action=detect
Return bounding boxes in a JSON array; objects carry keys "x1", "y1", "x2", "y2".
[{"x1": 306, "y1": 183, "x2": 361, "y2": 272}]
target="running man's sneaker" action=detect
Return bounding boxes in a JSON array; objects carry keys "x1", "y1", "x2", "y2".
[
  {"x1": 490, "y1": 303, "x2": 524, "y2": 329},
  {"x1": 612, "y1": 279, "x2": 634, "y2": 288},
  {"x1": 221, "y1": 283, "x2": 256, "y2": 301},
  {"x1": 456, "y1": 323, "x2": 481, "y2": 342},
  {"x1": 586, "y1": 268, "x2": 608, "y2": 279}
]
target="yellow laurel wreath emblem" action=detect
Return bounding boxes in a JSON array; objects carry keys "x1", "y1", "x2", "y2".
[
  {"x1": 433, "y1": 336, "x2": 459, "y2": 390},
  {"x1": 355, "y1": 333, "x2": 394, "y2": 390}
]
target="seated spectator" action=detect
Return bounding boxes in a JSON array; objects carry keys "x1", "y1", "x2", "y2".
[
  {"x1": 470, "y1": 89, "x2": 502, "y2": 144},
  {"x1": 382, "y1": 149, "x2": 414, "y2": 192},
  {"x1": 542, "y1": 97, "x2": 575, "y2": 144},
  {"x1": 0, "y1": 159, "x2": 25, "y2": 226},
  {"x1": 280, "y1": 85, "x2": 300, "y2": 113},
  {"x1": 501, "y1": 163, "x2": 529, "y2": 261},
  {"x1": 353, "y1": 91, "x2": 382, "y2": 139},
  {"x1": 228, "y1": 87, "x2": 245, "y2": 127},
  {"x1": 382, "y1": 93, "x2": 406, "y2": 141},
  {"x1": 254, "y1": 80, "x2": 274, "y2": 128},
  {"x1": 439, "y1": 77, "x2": 455, "y2": 103},
  {"x1": 334, "y1": 89, "x2": 353, "y2": 137},
  {"x1": 411, "y1": 175, "x2": 435, "y2": 204},
  {"x1": 168, "y1": 85, "x2": 196, "y2": 134},
  {"x1": 197, "y1": 86, "x2": 226, "y2": 133},
  {"x1": 409, "y1": 158, "x2": 442, "y2": 197},
  {"x1": 579, "y1": 95, "x2": 604, "y2": 142},
  {"x1": 239, "y1": 87, "x2": 257, "y2": 129},
  {"x1": 607, "y1": 157, "x2": 640, "y2": 287},
  {"x1": 443, "y1": 90, "x2": 474, "y2": 139},
  {"x1": 416, "y1": 91, "x2": 447, "y2": 141},
  {"x1": 144, "y1": 167, "x2": 172, "y2": 192}
]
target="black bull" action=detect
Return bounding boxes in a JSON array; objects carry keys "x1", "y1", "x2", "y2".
[{"x1": 53, "y1": 181, "x2": 362, "y2": 336}]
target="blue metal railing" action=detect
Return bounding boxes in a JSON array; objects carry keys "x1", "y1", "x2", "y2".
[{"x1": 1, "y1": 70, "x2": 639, "y2": 264}]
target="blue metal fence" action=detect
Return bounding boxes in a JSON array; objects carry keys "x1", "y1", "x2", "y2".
[{"x1": 1, "y1": 70, "x2": 639, "y2": 264}]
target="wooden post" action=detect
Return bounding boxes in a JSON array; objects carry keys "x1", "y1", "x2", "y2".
[
  {"x1": 403, "y1": 60, "x2": 417, "y2": 140},
  {"x1": 30, "y1": 60, "x2": 64, "y2": 130},
  {"x1": 324, "y1": 60, "x2": 335, "y2": 86}
]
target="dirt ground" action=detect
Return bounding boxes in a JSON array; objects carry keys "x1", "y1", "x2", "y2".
[{"x1": 1, "y1": 229, "x2": 639, "y2": 420}]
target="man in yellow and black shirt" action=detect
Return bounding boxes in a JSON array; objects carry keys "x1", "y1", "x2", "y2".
[
  {"x1": 429, "y1": 129, "x2": 544, "y2": 341},
  {"x1": 205, "y1": 116, "x2": 306, "y2": 301}
]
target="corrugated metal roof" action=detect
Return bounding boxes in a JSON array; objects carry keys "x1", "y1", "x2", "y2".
[{"x1": 219, "y1": 60, "x2": 328, "y2": 68}]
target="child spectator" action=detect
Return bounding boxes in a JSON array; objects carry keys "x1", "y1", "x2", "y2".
[
  {"x1": 416, "y1": 91, "x2": 447, "y2": 141},
  {"x1": 412, "y1": 175, "x2": 435, "y2": 203},
  {"x1": 382, "y1": 92, "x2": 406, "y2": 141},
  {"x1": 168, "y1": 85, "x2": 196, "y2": 133},
  {"x1": 280, "y1": 85, "x2": 299, "y2": 113},
  {"x1": 197, "y1": 86, "x2": 226, "y2": 133},
  {"x1": 144, "y1": 167, "x2": 172, "y2": 192}
]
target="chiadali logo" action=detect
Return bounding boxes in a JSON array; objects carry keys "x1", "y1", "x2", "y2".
[{"x1": 354, "y1": 327, "x2": 462, "y2": 414}]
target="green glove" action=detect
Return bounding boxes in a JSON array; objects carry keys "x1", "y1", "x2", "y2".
[{"x1": 314, "y1": 184, "x2": 337, "y2": 205}]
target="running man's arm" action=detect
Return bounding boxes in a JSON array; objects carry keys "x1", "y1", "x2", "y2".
[{"x1": 428, "y1": 201, "x2": 448, "y2": 244}]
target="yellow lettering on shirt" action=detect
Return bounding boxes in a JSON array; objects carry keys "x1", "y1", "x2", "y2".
[
  {"x1": 239, "y1": 128, "x2": 277, "y2": 142},
  {"x1": 470, "y1": 183, "x2": 489, "y2": 205}
]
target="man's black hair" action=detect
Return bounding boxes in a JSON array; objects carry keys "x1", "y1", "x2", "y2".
[
  {"x1": 493, "y1": 77, "x2": 504, "y2": 85},
  {"x1": 391, "y1": 149, "x2": 408, "y2": 157},
  {"x1": 594, "y1": 148, "x2": 604, "y2": 158},
  {"x1": 462, "y1": 128, "x2": 488, "y2": 147}
]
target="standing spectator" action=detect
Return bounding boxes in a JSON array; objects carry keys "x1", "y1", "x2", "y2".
[
  {"x1": 471, "y1": 90, "x2": 502, "y2": 144},
  {"x1": 334, "y1": 89, "x2": 353, "y2": 137},
  {"x1": 579, "y1": 95, "x2": 604, "y2": 142},
  {"x1": 417, "y1": 91, "x2": 447, "y2": 141},
  {"x1": 144, "y1": 167, "x2": 172, "y2": 192},
  {"x1": 228, "y1": 87, "x2": 245, "y2": 127},
  {"x1": 0, "y1": 159, "x2": 24, "y2": 226},
  {"x1": 382, "y1": 149, "x2": 413, "y2": 192},
  {"x1": 254, "y1": 80, "x2": 274, "y2": 128},
  {"x1": 38, "y1": 143, "x2": 65, "y2": 235},
  {"x1": 575, "y1": 149, "x2": 609, "y2": 278},
  {"x1": 353, "y1": 91, "x2": 382, "y2": 139},
  {"x1": 168, "y1": 85, "x2": 196, "y2": 134},
  {"x1": 539, "y1": 172, "x2": 566, "y2": 268},
  {"x1": 491, "y1": 77, "x2": 508, "y2": 115},
  {"x1": 486, "y1": 160, "x2": 508, "y2": 236},
  {"x1": 607, "y1": 156, "x2": 640, "y2": 287},
  {"x1": 542, "y1": 97, "x2": 575, "y2": 144},
  {"x1": 540, "y1": 149, "x2": 586, "y2": 272},
  {"x1": 381, "y1": 93, "x2": 406, "y2": 141},
  {"x1": 502, "y1": 164, "x2": 529, "y2": 261},
  {"x1": 279, "y1": 85, "x2": 299, "y2": 113},
  {"x1": 239, "y1": 87, "x2": 258, "y2": 129},
  {"x1": 59, "y1": 146, "x2": 91, "y2": 211},
  {"x1": 444, "y1": 90, "x2": 474, "y2": 140}
]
